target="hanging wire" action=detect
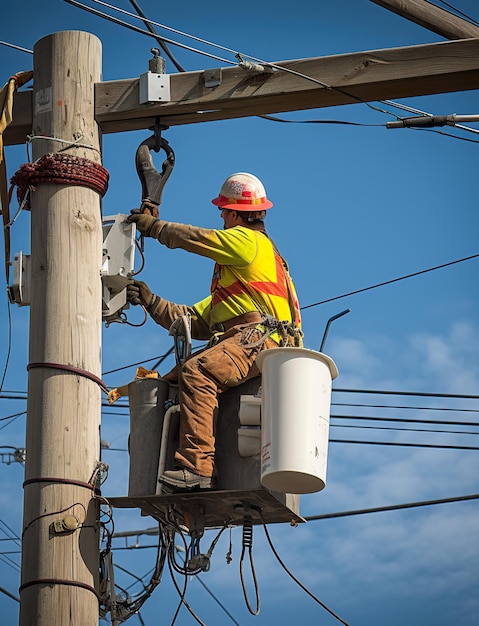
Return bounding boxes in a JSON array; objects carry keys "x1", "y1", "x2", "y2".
[
  {"x1": 239, "y1": 514, "x2": 260, "y2": 615},
  {"x1": 0, "y1": 300, "x2": 12, "y2": 394},
  {"x1": 167, "y1": 537, "x2": 206, "y2": 626},
  {"x1": 103, "y1": 521, "x2": 169, "y2": 621},
  {"x1": 260, "y1": 517, "x2": 350, "y2": 626}
]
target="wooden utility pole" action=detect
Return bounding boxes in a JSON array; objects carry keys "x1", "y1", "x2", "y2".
[{"x1": 19, "y1": 31, "x2": 103, "y2": 626}]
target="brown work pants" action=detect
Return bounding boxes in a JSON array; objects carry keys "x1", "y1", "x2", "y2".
[{"x1": 166, "y1": 327, "x2": 277, "y2": 477}]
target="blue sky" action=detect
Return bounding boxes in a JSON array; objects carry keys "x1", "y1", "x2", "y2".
[{"x1": 1, "y1": 1, "x2": 478, "y2": 624}]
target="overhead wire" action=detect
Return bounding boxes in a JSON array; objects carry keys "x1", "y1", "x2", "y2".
[
  {"x1": 332, "y1": 413, "x2": 479, "y2": 427},
  {"x1": 408, "y1": 126, "x2": 479, "y2": 144},
  {"x1": 304, "y1": 493, "x2": 479, "y2": 522},
  {"x1": 0, "y1": 410, "x2": 26, "y2": 422},
  {"x1": 127, "y1": 0, "x2": 186, "y2": 72},
  {"x1": 435, "y1": 0, "x2": 479, "y2": 25},
  {"x1": 0, "y1": 41, "x2": 33, "y2": 54},
  {"x1": 332, "y1": 401, "x2": 479, "y2": 413},
  {"x1": 102, "y1": 346, "x2": 174, "y2": 375},
  {"x1": 329, "y1": 438, "x2": 479, "y2": 450},
  {"x1": 332, "y1": 423, "x2": 479, "y2": 436},
  {"x1": 334, "y1": 387, "x2": 479, "y2": 400},
  {"x1": 301, "y1": 252, "x2": 479, "y2": 309},
  {"x1": 194, "y1": 576, "x2": 242, "y2": 626},
  {"x1": 63, "y1": 0, "x2": 232, "y2": 64},
  {"x1": 332, "y1": 413, "x2": 479, "y2": 428},
  {"x1": 0, "y1": 552, "x2": 20, "y2": 573},
  {"x1": 261, "y1": 112, "x2": 479, "y2": 143},
  {"x1": 0, "y1": 585, "x2": 19, "y2": 603}
]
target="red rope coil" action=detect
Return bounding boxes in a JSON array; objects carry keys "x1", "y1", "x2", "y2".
[{"x1": 10, "y1": 152, "x2": 109, "y2": 209}]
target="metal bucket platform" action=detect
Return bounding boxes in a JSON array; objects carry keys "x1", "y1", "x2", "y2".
[{"x1": 107, "y1": 488, "x2": 304, "y2": 530}]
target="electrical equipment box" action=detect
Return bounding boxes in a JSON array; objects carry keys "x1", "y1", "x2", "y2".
[
  {"x1": 8, "y1": 251, "x2": 31, "y2": 306},
  {"x1": 102, "y1": 214, "x2": 136, "y2": 323},
  {"x1": 139, "y1": 72, "x2": 171, "y2": 104}
]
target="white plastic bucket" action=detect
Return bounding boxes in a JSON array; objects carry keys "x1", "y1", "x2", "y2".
[{"x1": 255, "y1": 347, "x2": 338, "y2": 494}]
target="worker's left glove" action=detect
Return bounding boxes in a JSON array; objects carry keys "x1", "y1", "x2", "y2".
[
  {"x1": 126, "y1": 280, "x2": 155, "y2": 309},
  {"x1": 128, "y1": 211, "x2": 164, "y2": 239}
]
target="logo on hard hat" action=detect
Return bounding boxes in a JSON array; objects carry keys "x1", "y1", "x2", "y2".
[{"x1": 211, "y1": 172, "x2": 273, "y2": 211}]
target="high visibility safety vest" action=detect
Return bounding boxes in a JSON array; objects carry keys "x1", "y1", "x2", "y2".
[{"x1": 190, "y1": 225, "x2": 302, "y2": 332}]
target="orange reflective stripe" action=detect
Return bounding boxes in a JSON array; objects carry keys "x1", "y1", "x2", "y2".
[{"x1": 212, "y1": 253, "x2": 289, "y2": 307}]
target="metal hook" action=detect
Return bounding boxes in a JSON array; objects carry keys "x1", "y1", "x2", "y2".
[{"x1": 135, "y1": 119, "x2": 175, "y2": 216}]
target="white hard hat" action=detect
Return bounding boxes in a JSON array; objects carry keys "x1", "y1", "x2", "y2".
[{"x1": 211, "y1": 172, "x2": 273, "y2": 211}]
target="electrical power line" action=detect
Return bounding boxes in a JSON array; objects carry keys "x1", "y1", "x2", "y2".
[
  {"x1": 127, "y1": 0, "x2": 186, "y2": 72},
  {"x1": 435, "y1": 0, "x2": 479, "y2": 25},
  {"x1": 332, "y1": 423, "x2": 479, "y2": 436},
  {"x1": 259, "y1": 113, "x2": 479, "y2": 143},
  {"x1": 332, "y1": 401, "x2": 479, "y2": 413},
  {"x1": 64, "y1": 0, "x2": 232, "y2": 64},
  {"x1": 194, "y1": 576, "x2": 242, "y2": 626},
  {"x1": 301, "y1": 252, "x2": 479, "y2": 309},
  {"x1": 0, "y1": 585, "x2": 19, "y2": 603},
  {"x1": 0, "y1": 40, "x2": 32, "y2": 54},
  {"x1": 332, "y1": 413, "x2": 479, "y2": 428},
  {"x1": 304, "y1": 493, "x2": 479, "y2": 521},
  {"x1": 330, "y1": 438, "x2": 479, "y2": 450},
  {"x1": 334, "y1": 387, "x2": 479, "y2": 400},
  {"x1": 102, "y1": 346, "x2": 175, "y2": 376}
]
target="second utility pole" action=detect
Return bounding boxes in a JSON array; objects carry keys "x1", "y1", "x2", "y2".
[{"x1": 19, "y1": 31, "x2": 104, "y2": 626}]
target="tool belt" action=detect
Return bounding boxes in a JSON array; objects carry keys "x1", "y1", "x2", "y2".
[
  {"x1": 213, "y1": 312, "x2": 303, "y2": 348},
  {"x1": 215, "y1": 311, "x2": 265, "y2": 332}
]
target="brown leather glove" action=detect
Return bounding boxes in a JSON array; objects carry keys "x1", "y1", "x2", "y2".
[
  {"x1": 128, "y1": 211, "x2": 167, "y2": 239},
  {"x1": 126, "y1": 280, "x2": 154, "y2": 308},
  {"x1": 128, "y1": 212, "x2": 159, "y2": 236}
]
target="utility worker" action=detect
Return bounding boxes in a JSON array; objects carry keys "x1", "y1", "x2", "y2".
[{"x1": 127, "y1": 172, "x2": 302, "y2": 492}]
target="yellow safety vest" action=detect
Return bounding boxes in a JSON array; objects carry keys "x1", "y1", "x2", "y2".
[{"x1": 192, "y1": 226, "x2": 301, "y2": 332}]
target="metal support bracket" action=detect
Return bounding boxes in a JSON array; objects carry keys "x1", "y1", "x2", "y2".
[{"x1": 203, "y1": 68, "x2": 222, "y2": 88}]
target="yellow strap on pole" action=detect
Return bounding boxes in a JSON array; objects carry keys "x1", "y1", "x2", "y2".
[{"x1": 0, "y1": 70, "x2": 33, "y2": 285}]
